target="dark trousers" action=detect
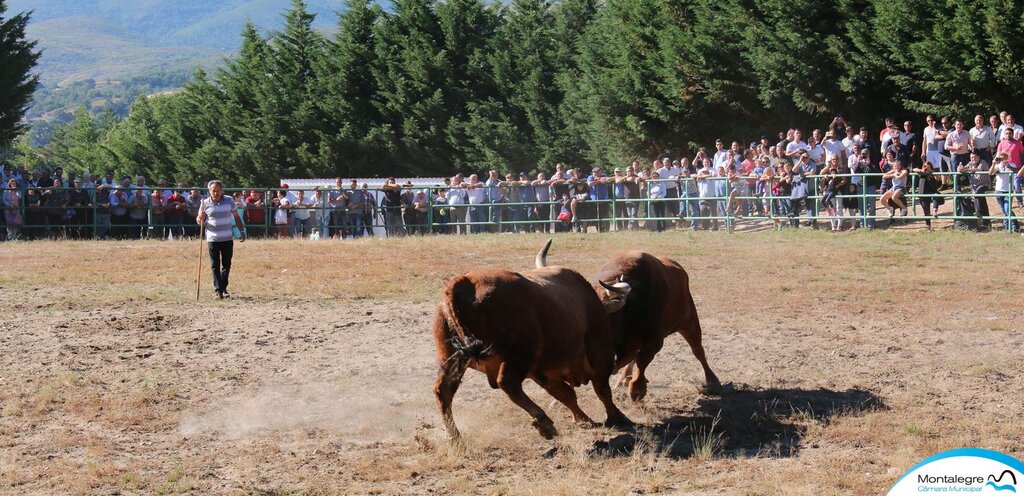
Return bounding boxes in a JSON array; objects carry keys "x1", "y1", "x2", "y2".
[{"x1": 208, "y1": 240, "x2": 234, "y2": 294}]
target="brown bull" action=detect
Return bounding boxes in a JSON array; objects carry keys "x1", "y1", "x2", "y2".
[
  {"x1": 593, "y1": 251, "x2": 721, "y2": 402},
  {"x1": 433, "y1": 240, "x2": 632, "y2": 441}
]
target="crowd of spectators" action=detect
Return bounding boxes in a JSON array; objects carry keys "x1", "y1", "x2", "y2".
[{"x1": 4, "y1": 112, "x2": 1024, "y2": 241}]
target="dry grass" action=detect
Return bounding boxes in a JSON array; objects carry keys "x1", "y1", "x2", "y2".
[{"x1": 0, "y1": 230, "x2": 1022, "y2": 494}]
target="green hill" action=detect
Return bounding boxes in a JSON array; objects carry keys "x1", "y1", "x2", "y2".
[{"x1": 8, "y1": 0, "x2": 341, "y2": 85}]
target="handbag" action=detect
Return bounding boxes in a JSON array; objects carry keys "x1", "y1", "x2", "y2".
[
  {"x1": 274, "y1": 208, "x2": 288, "y2": 225},
  {"x1": 557, "y1": 211, "x2": 572, "y2": 222}
]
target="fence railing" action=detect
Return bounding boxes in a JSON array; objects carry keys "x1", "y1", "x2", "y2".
[{"x1": 1, "y1": 172, "x2": 1021, "y2": 241}]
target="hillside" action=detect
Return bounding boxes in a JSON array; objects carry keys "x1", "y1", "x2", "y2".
[{"x1": 8, "y1": 0, "x2": 341, "y2": 85}]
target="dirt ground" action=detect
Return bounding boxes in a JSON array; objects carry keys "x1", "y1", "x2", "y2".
[{"x1": 0, "y1": 231, "x2": 1021, "y2": 495}]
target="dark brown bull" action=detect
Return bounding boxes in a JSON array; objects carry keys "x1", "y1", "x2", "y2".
[
  {"x1": 593, "y1": 251, "x2": 721, "y2": 402},
  {"x1": 433, "y1": 240, "x2": 632, "y2": 441}
]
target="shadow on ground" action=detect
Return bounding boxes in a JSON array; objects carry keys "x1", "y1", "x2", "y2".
[{"x1": 593, "y1": 384, "x2": 885, "y2": 459}]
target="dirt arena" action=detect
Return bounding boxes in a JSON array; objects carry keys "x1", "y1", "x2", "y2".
[{"x1": 1, "y1": 231, "x2": 1021, "y2": 495}]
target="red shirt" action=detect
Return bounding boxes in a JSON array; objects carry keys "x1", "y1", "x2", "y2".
[
  {"x1": 997, "y1": 139, "x2": 1024, "y2": 169},
  {"x1": 165, "y1": 193, "x2": 186, "y2": 217},
  {"x1": 245, "y1": 195, "x2": 266, "y2": 223}
]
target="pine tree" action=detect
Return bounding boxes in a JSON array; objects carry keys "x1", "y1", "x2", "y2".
[
  {"x1": 371, "y1": 0, "x2": 452, "y2": 175},
  {"x1": 0, "y1": 1, "x2": 40, "y2": 147},
  {"x1": 316, "y1": 0, "x2": 383, "y2": 177}
]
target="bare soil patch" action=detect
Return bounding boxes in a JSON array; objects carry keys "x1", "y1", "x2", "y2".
[{"x1": 0, "y1": 231, "x2": 1021, "y2": 494}]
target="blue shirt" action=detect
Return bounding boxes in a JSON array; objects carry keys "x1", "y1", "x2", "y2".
[{"x1": 587, "y1": 175, "x2": 610, "y2": 200}]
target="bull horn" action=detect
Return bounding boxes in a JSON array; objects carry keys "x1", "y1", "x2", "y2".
[
  {"x1": 599, "y1": 280, "x2": 631, "y2": 295},
  {"x1": 535, "y1": 238, "x2": 553, "y2": 268}
]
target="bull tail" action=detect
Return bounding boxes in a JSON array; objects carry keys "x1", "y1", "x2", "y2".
[{"x1": 440, "y1": 276, "x2": 494, "y2": 364}]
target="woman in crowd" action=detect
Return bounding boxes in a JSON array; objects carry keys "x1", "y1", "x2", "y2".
[
  {"x1": 990, "y1": 152, "x2": 1018, "y2": 231},
  {"x1": 910, "y1": 161, "x2": 943, "y2": 230},
  {"x1": 879, "y1": 159, "x2": 909, "y2": 222},
  {"x1": 647, "y1": 171, "x2": 667, "y2": 232},
  {"x1": 273, "y1": 189, "x2": 291, "y2": 238},
  {"x1": 361, "y1": 183, "x2": 377, "y2": 237},
  {"x1": 3, "y1": 178, "x2": 22, "y2": 240},
  {"x1": 818, "y1": 156, "x2": 844, "y2": 232}
]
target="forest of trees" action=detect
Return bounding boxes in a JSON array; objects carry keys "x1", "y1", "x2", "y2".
[{"x1": 13, "y1": 0, "x2": 1024, "y2": 186}]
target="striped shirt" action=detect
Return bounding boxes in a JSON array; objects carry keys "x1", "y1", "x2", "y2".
[{"x1": 202, "y1": 195, "x2": 237, "y2": 242}]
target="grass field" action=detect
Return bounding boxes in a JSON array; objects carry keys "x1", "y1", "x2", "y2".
[{"x1": 0, "y1": 231, "x2": 1021, "y2": 494}]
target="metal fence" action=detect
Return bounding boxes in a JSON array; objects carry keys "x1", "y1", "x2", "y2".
[{"x1": 2, "y1": 172, "x2": 1021, "y2": 241}]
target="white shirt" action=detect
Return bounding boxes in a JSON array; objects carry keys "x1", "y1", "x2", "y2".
[
  {"x1": 697, "y1": 168, "x2": 715, "y2": 198},
  {"x1": 993, "y1": 163, "x2": 1013, "y2": 192},
  {"x1": 656, "y1": 166, "x2": 681, "y2": 189},
  {"x1": 970, "y1": 126, "x2": 995, "y2": 150},
  {"x1": 807, "y1": 144, "x2": 825, "y2": 165},
  {"x1": 823, "y1": 139, "x2": 845, "y2": 163},
  {"x1": 997, "y1": 124, "x2": 1024, "y2": 141},
  {"x1": 842, "y1": 135, "x2": 862, "y2": 158},
  {"x1": 785, "y1": 141, "x2": 808, "y2": 163}
]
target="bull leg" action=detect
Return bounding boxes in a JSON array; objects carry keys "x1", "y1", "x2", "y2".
[
  {"x1": 497, "y1": 363, "x2": 557, "y2": 439},
  {"x1": 434, "y1": 355, "x2": 469, "y2": 443},
  {"x1": 677, "y1": 329, "x2": 722, "y2": 391},
  {"x1": 629, "y1": 338, "x2": 663, "y2": 402},
  {"x1": 534, "y1": 377, "x2": 595, "y2": 425},
  {"x1": 592, "y1": 377, "x2": 633, "y2": 428}
]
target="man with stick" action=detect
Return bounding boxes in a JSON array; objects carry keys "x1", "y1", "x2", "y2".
[{"x1": 196, "y1": 180, "x2": 246, "y2": 299}]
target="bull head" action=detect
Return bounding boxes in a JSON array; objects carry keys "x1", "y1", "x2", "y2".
[{"x1": 599, "y1": 278, "x2": 631, "y2": 313}]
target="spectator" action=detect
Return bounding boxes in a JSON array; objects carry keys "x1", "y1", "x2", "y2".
[
  {"x1": 433, "y1": 187, "x2": 450, "y2": 234},
  {"x1": 447, "y1": 174, "x2": 469, "y2": 235},
  {"x1": 3, "y1": 178, "x2": 22, "y2": 240},
  {"x1": 411, "y1": 189, "x2": 430, "y2": 235},
  {"x1": 43, "y1": 179, "x2": 69, "y2": 239},
  {"x1": 345, "y1": 179, "x2": 365, "y2": 239},
  {"x1": 94, "y1": 185, "x2": 111, "y2": 240},
  {"x1": 109, "y1": 186, "x2": 129, "y2": 239},
  {"x1": 969, "y1": 115, "x2": 995, "y2": 164},
  {"x1": 329, "y1": 177, "x2": 347, "y2": 238},
  {"x1": 880, "y1": 159, "x2": 909, "y2": 223},
  {"x1": 531, "y1": 172, "x2": 552, "y2": 234},
  {"x1": 380, "y1": 177, "x2": 404, "y2": 237},
  {"x1": 127, "y1": 187, "x2": 150, "y2": 239},
  {"x1": 680, "y1": 163, "x2": 700, "y2": 230},
  {"x1": 466, "y1": 174, "x2": 488, "y2": 234},
  {"x1": 273, "y1": 189, "x2": 290, "y2": 238},
  {"x1": 989, "y1": 152, "x2": 1017, "y2": 231},
  {"x1": 310, "y1": 188, "x2": 331, "y2": 239},
  {"x1": 696, "y1": 159, "x2": 719, "y2": 231},
  {"x1": 568, "y1": 169, "x2": 590, "y2": 231},
  {"x1": 587, "y1": 167, "x2": 612, "y2": 232},
  {"x1": 789, "y1": 153, "x2": 814, "y2": 228},
  {"x1": 186, "y1": 189, "x2": 204, "y2": 238},
  {"x1": 912, "y1": 161, "x2": 943, "y2": 230},
  {"x1": 484, "y1": 170, "x2": 502, "y2": 232},
  {"x1": 958, "y1": 152, "x2": 991, "y2": 230},
  {"x1": 241, "y1": 190, "x2": 264, "y2": 239},
  {"x1": 361, "y1": 183, "x2": 377, "y2": 237},
  {"x1": 291, "y1": 189, "x2": 313, "y2": 238},
  {"x1": 996, "y1": 128, "x2": 1024, "y2": 207},
  {"x1": 818, "y1": 156, "x2": 845, "y2": 232},
  {"x1": 945, "y1": 119, "x2": 971, "y2": 177},
  {"x1": 165, "y1": 187, "x2": 188, "y2": 238},
  {"x1": 517, "y1": 172, "x2": 535, "y2": 233},
  {"x1": 785, "y1": 129, "x2": 808, "y2": 163},
  {"x1": 150, "y1": 189, "x2": 167, "y2": 239},
  {"x1": 647, "y1": 171, "x2": 667, "y2": 232}
]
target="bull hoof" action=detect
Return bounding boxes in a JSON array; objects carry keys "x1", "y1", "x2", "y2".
[
  {"x1": 628, "y1": 380, "x2": 648, "y2": 402},
  {"x1": 604, "y1": 413, "x2": 634, "y2": 429},
  {"x1": 533, "y1": 417, "x2": 558, "y2": 439},
  {"x1": 574, "y1": 418, "x2": 598, "y2": 429},
  {"x1": 702, "y1": 375, "x2": 724, "y2": 395}
]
